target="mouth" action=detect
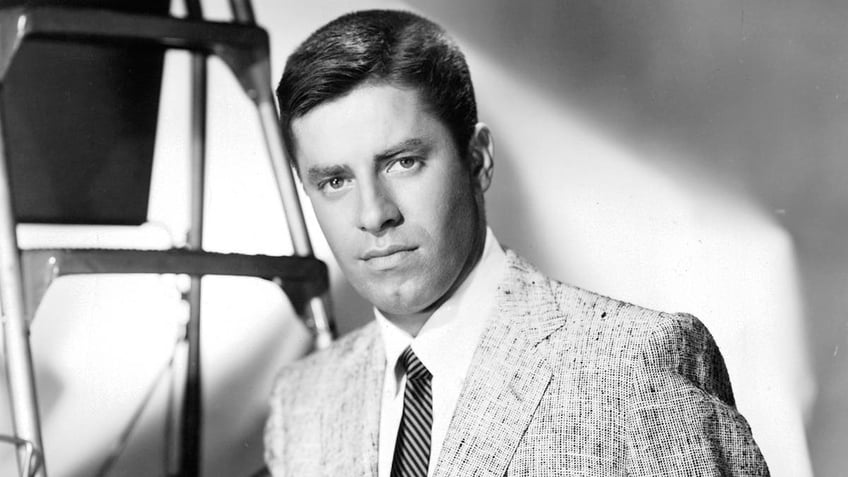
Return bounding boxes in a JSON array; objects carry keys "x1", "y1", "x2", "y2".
[
  {"x1": 361, "y1": 244, "x2": 418, "y2": 261},
  {"x1": 360, "y1": 245, "x2": 418, "y2": 271}
]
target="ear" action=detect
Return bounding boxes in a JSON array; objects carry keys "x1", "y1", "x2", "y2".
[{"x1": 468, "y1": 122, "x2": 494, "y2": 193}]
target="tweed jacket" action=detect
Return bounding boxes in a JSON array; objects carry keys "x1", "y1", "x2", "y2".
[{"x1": 264, "y1": 251, "x2": 769, "y2": 476}]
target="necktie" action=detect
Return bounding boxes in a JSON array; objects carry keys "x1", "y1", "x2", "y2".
[{"x1": 390, "y1": 346, "x2": 433, "y2": 477}]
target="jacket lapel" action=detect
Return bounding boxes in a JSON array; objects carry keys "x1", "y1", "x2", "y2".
[{"x1": 433, "y1": 251, "x2": 567, "y2": 476}]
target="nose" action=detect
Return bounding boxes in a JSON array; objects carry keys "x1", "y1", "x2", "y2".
[{"x1": 357, "y1": 179, "x2": 402, "y2": 235}]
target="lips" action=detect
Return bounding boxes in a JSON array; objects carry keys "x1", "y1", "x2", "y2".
[{"x1": 361, "y1": 244, "x2": 417, "y2": 261}]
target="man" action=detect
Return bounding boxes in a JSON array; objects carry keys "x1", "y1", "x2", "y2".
[{"x1": 264, "y1": 9, "x2": 768, "y2": 476}]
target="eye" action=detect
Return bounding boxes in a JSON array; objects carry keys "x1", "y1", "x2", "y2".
[
  {"x1": 317, "y1": 176, "x2": 352, "y2": 196},
  {"x1": 385, "y1": 157, "x2": 422, "y2": 174},
  {"x1": 398, "y1": 158, "x2": 416, "y2": 169}
]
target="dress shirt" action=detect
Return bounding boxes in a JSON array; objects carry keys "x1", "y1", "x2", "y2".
[{"x1": 375, "y1": 228, "x2": 507, "y2": 477}]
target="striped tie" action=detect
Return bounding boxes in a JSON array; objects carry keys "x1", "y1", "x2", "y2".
[{"x1": 390, "y1": 346, "x2": 433, "y2": 477}]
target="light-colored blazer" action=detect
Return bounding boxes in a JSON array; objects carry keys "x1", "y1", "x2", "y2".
[{"x1": 265, "y1": 251, "x2": 768, "y2": 476}]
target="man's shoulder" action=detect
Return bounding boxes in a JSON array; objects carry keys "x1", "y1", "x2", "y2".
[
  {"x1": 272, "y1": 321, "x2": 380, "y2": 391},
  {"x1": 502, "y1": 250, "x2": 733, "y2": 399},
  {"x1": 501, "y1": 250, "x2": 684, "y2": 329},
  {"x1": 500, "y1": 249, "x2": 705, "y2": 350},
  {"x1": 492, "y1": 252, "x2": 766, "y2": 474}
]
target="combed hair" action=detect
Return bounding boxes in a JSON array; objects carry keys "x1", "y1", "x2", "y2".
[{"x1": 276, "y1": 9, "x2": 478, "y2": 168}]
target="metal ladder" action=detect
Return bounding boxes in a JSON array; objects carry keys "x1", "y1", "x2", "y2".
[{"x1": 0, "y1": 1, "x2": 334, "y2": 475}]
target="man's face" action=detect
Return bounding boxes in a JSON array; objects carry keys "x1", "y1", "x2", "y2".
[{"x1": 292, "y1": 83, "x2": 490, "y2": 320}]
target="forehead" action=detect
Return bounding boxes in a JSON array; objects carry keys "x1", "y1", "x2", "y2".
[{"x1": 291, "y1": 83, "x2": 448, "y2": 168}]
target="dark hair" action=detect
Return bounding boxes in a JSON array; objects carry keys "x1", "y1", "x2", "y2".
[{"x1": 276, "y1": 9, "x2": 478, "y2": 169}]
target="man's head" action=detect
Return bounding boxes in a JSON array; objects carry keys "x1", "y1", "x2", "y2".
[
  {"x1": 277, "y1": 9, "x2": 477, "y2": 169},
  {"x1": 278, "y1": 10, "x2": 494, "y2": 333}
]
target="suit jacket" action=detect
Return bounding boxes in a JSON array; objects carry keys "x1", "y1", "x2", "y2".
[{"x1": 264, "y1": 251, "x2": 769, "y2": 476}]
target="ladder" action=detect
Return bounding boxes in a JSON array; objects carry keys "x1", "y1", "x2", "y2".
[{"x1": 0, "y1": 1, "x2": 334, "y2": 475}]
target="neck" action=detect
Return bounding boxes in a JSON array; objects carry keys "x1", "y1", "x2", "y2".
[{"x1": 382, "y1": 310, "x2": 434, "y2": 337}]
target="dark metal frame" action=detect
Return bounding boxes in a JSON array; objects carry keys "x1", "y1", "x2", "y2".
[{"x1": 0, "y1": 2, "x2": 334, "y2": 476}]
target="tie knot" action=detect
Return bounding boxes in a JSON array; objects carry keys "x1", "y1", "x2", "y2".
[{"x1": 399, "y1": 346, "x2": 431, "y2": 381}]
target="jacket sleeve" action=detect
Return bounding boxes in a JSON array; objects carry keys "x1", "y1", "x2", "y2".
[
  {"x1": 624, "y1": 312, "x2": 770, "y2": 476},
  {"x1": 264, "y1": 369, "x2": 291, "y2": 477}
]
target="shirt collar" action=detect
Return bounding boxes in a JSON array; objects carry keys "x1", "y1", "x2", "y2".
[{"x1": 376, "y1": 227, "x2": 507, "y2": 392}]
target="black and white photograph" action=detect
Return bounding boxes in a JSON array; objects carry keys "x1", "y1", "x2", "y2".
[{"x1": 0, "y1": 0, "x2": 843, "y2": 475}]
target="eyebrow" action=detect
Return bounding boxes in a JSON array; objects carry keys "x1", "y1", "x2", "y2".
[
  {"x1": 374, "y1": 138, "x2": 427, "y2": 162},
  {"x1": 306, "y1": 164, "x2": 349, "y2": 185}
]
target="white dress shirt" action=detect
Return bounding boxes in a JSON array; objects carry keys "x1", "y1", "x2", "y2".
[{"x1": 375, "y1": 228, "x2": 507, "y2": 477}]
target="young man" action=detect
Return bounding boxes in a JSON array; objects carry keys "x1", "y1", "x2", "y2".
[{"x1": 264, "y1": 10, "x2": 768, "y2": 476}]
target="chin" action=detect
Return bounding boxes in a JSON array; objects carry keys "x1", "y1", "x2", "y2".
[
  {"x1": 367, "y1": 284, "x2": 439, "y2": 317},
  {"x1": 355, "y1": 270, "x2": 454, "y2": 317},
  {"x1": 371, "y1": 295, "x2": 429, "y2": 316}
]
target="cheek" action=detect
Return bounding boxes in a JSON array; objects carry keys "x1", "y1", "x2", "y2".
[
  {"x1": 310, "y1": 201, "x2": 355, "y2": 255},
  {"x1": 418, "y1": 172, "x2": 479, "y2": 256},
  {"x1": 440, "y1": 170, "x2": 477, "y2": 228}
]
